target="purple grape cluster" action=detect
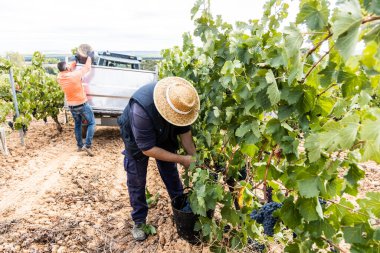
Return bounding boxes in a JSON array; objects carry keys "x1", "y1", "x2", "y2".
[
  {"x1": 215, "y1": 165, "x2": 226, "y2": 173},
  {"x1": 250, "y1": 202, "x2": 282, "y2": 236},
  {"x1": 247, "y1": 238, "x2": 265, "y2": 252},
  {"x1": 209, "y1": 172, "x2": 218, "y2": 182},
  {"x1": 318, "y1": 198, "x2": 327, "y2": 206}
]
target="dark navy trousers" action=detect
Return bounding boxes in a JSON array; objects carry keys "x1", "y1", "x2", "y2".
[{"x1": 123, "y1": 150, "x2": 184, "y2": 224}]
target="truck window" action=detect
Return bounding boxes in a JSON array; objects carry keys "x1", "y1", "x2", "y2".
[{"x1": 97, "y1": 57, "x2": 141, "y2": 69}]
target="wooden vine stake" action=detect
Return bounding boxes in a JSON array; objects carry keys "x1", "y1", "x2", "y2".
[
  {"x1": 8, "y1": 62, "x2": 24, "y2": 146},
  {"x1": 0, "y1": 127, "x2": 9, "y2": 155}
]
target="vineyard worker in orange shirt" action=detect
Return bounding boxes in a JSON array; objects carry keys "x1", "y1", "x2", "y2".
[
  {"x1": 118, "y1": 77, "x2": 199, "y2": 241},
  {"x1": 57, "y1": 53, "x2": 95, "y2": 156}
]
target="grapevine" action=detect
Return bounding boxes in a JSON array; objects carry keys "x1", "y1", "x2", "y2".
[
  {"x1": 160, "y1": 0, "x2": 380, "y2": 251},
  {"x1": 0, "y1": 52, "x2": 64, "y2": 132},
  {"x1": 250, "y1": 202, "x2": 282, "y2": 236}
]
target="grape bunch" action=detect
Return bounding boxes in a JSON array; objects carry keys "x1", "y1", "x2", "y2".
[
  {"x1": 226, "y1": 167, "x2": 247, "y2": 189},
  {"x1": 223, "y1": 224, "x2": 231, "y2": 233},
  {"x1": 209, "y1": 172, "x2": 218, "y2": 182},
  {"x1": 215, "y1": 164, "x2": 226, "y2": 173},
  {"x1": 247, "y1": 238, "x2": 265, "y2": 252},
  {"x1": 318, "y1": 198, "x2": 327, "y2": 206},
  {"x1": 250, "y1": 202, "x2": 282, "y2": 236},
  {"x1": 210, "y1": 164, "x2": 226, "y2": 182}
]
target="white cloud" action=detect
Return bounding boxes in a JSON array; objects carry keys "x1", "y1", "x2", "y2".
[{"x1": 0, "y1": 0, "x2": 299, "y2": 55}]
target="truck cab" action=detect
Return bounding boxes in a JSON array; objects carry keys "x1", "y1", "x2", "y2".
[{"x1": 96, "y1": 51, "x2": 142, "y2": 70}]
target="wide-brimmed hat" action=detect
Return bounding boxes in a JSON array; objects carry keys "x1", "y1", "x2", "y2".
[
  {"x1": 77, "y1": 44, "x2": 93, "y2": 57},
  {"x1": 153, "y1": 77, "x2": 200, "y2": 126}
]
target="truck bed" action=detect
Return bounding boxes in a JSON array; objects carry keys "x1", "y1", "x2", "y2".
[{"x1": 65, "y1": 64, "x2": 158, "y2": 117}]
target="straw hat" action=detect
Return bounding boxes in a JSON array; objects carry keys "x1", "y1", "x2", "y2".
[
  {"x1": 153, "y1": 77, "x2": 200, "y2": 126},
  {"x1": 77, "y1": 44, "x2": 93, "y2": 57}
]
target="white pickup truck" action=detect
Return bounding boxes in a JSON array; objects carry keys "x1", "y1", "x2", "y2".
[{"x1": 67, "y1": 52, "x2": 158, "y2": 127}]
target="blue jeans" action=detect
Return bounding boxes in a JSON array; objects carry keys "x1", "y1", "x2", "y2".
[
  {"x1": 69, "y1": 103, "x2": 95, "y2": 148},
  {"x1": 123, "y1": 150, "x2": 184, "y2": 224}
]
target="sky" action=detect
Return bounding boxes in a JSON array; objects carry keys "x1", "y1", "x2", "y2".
[{"x1": 0, "y1": 0, "x2": 299, "y2": 55}]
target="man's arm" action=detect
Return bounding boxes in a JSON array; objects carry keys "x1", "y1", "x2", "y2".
[
  {"x1": 72, "y1": 57, "x2": 91, "y2": 78},
  {"x1": 142, "y1": 147, "x2": 193, "y2": 168},
  {"x1": 179, "y1": 130, "x2": 196, "y2": 156},
  {"x1": 80, "y1": 57, "x2": 91, "y2": 76}
]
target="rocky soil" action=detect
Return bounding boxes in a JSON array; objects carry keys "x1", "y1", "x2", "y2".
[{"x1": 0, "y1": 120, "x2": 207, "y2": 253}]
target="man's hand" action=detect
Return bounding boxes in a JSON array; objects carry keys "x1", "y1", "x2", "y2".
[
  {"x1": 142, "y1": 146, "x2": 195, "y2": 168},
  {"x1": 180, "y1": 155, "x2": 195, "y2": 169}
]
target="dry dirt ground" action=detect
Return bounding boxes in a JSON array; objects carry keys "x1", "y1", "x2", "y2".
[
  {"x1": 0, "y1": 120, "x2": 208, "y2": 253},
  {"x1": 0, "y1": 119, "x2": 379, "y2": 253}
]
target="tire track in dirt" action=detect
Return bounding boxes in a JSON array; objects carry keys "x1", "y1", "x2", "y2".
[{"x1": 0, "y1": 144, "x2": 80, "y2": 218}]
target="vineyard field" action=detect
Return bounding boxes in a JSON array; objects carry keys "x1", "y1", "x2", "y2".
[
  {"x1": 1, "y1": 0, "x2": 380, "y2": 251},
  {"x1": 0, "y1": 119, "x2": 379, "y2": 252}
]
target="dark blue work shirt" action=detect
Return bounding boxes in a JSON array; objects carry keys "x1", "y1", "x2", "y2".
[{"x1": 130, "y1": 102, "x2": 191, "y2": 152}]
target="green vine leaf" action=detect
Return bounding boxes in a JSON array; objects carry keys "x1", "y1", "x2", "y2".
[
  {"x1": 241, "y1": 143, "x2": 259, "y2": 157},
  {"x1": 296, "y1": 0, "x2": 329, "y2": 31},
  {"x1": 343, "y1": 224, "x2": 368, "y2": 244},
  {"x1": 357, "y1": 192, "x2": 380, "y2": 218},
  {"x1": 297, "y1": 197, "x2": 323, "y2": 221},
  {"x1": 344, "y1": 163, "x2": 365, "y2": 195},
  {"x1": 361, "y1": 111, "x2": 380, "y2": 163},
  {"x1": 338, "y1": 70, "x2": 369, "y2": 97},
  {"x1": 142, "y1": 224, "x2": 157, "y2": 235},
  {"x1": 297, "y1": 174, "x2": 320, "y2": 198},
  {"x1": 266, "y1": 70, "x2": 281, "y2": 105},
  {"x1": 283, "y1": 24, "x2": 303, "y2": 59},
  {"x1": 364, "y1": 0, "x2": 380, "y2": 15},
  {"x1": 332, "y1": 0, "x2": 363, "y2": 60},
  {"x1": 280, "y1": 197, "x2": 302, "y2": 229},
  {"x1": 221, "y1": 206, "x2": 240, "y2": 226},
  {"x1": 158, "y1": 0, "x2": 380, "y2": 250},
  {"x1": 235, "y1": 121, "x2": 251, "y2": 138}
]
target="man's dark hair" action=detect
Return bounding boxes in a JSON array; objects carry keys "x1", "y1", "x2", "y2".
[{"x1": 57, "y1": 62, "x2": 67, "y2": 72}]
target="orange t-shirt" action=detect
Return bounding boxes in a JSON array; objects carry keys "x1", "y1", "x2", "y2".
[{"x1": 57, "y1": 57, "x2": 91, "y2": 106}]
